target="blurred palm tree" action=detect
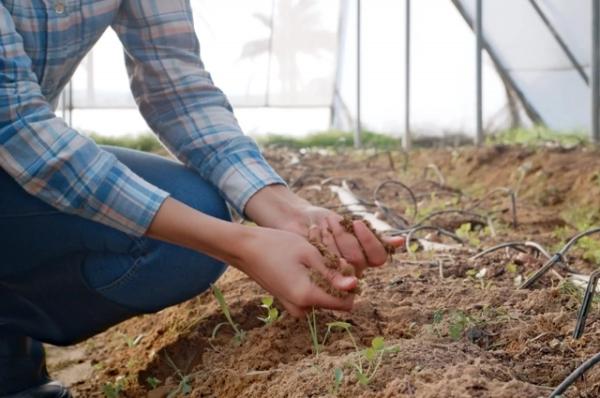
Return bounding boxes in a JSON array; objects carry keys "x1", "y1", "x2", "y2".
[{"x1": 241, "y1": 0, "x2": 336, "y2": 99}]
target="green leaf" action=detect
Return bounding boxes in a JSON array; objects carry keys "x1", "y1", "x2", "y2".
[
  {"x1": 269, "y1": 308, "x2": 279, "y2": 321},
  {"x1": 212, "y1": 285, "x2": 233, "y2": 325},
  {"x1": 364, "y1": 347, "x2": 376, "y2": 362},
  {"x1": 371, "y1": 336, "x2": 385, "y2": 351},
  {"x1": 334, "y1": 367, "x2": 344, "y2": 386},
  {"x1": 505, "y1": 262, "x2": 518, "y2": 274},
  {"x1": 355, "y1": 369, "x2": 370, "y2": 385},
  {"x1": 146, "y1": 377, "x2": 161, "y2": 390},
  {"x1": 326, "y1": 321, "x2": 352, "y2": 331},
  {"x1": 261, "y1": 296, "x2": 274, "y2": 307}
]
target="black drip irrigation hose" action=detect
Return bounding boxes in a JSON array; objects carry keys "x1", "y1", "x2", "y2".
[
  {"x1": 373, "y1": 180, "x2": 419, "y2": 224},
  {"x1": 412, "y1": 179, "x2": 464, "y2": 201},
  {"x1": 520, "y1": 227, "x2": 600, "y2": 289},
  {"x1": 470, "y1": 241, "x2": 551, "y2": 261},
  {"x1": 549, "y1": 351, "x2": 600, "y2": 397},
  {"x1": 413, "y1": 209, "x2": 487, "y2": 229},
  {"x1": 405, "y1": 225, "x2": 465, "y2": 252},
  {"x1": 573, "y1": 269, "x2": 600, "y2": 339}
]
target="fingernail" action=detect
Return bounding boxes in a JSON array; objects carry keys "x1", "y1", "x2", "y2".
[{"x1": 338, "y1": 276, "x2": 357, "y2": 289}]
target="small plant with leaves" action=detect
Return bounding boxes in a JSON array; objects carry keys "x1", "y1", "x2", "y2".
[
  {"x1": 146, "y1": 376, "x2": 161, "y2": 390},
  {"x1": 211, "y1": 285, "x2": 245, "y2": 345},
  {"x1": 257, "y1": 296, "x2": 279, "y2": 325},
  {"x1": 102, "y1": 377, "x2": 126, "y2": 398},
  {"x1": 165, "y1": 352, "x2": 192, "y2": 398},
  {"x1": 455, "y1": 223, "x2": 481, "y2": 247},
  {"x1": 307, "y1": 313, "x2": 358, "y2": 357},
  {"x1": 430, "y1": 309, "x2": 444, "y2": 337},
  {"x1": 448, "y1": 311, "x2": 474, "y2": 341},
  {"x1": 330, "y1": 367, "x2": 344, "y2": 395},
  {"x1": 353, "y1": 336, "x2": 399, "y2": 385}
]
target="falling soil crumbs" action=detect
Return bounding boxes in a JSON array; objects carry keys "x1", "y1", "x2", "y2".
[{"x1": 47, "y1": 145, "x2": 600, "y2": 397}]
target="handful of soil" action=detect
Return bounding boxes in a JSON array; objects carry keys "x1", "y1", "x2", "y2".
[{"x1": 308, "y1": 216, "x2": 396, "y2": 298}]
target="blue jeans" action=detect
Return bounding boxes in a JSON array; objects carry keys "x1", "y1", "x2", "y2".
[{"x1": 0, "y1": 146, "x2": 229, "y2": 345}]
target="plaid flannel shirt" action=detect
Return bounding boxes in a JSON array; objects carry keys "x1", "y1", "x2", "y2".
[{"x1": 0, "y1": 0, "x2": 284, "y2": 236}]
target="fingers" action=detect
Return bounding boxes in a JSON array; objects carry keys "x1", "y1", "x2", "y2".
[
  {"x1": 307, "y1": 224, "x2": 322, "y2": 243},
  {"x1": 326, "y1": 215, "x2": 369, "y2": 272},
  {"x1": 352, "y1": 220, "x2": 388, "y2": 267},
  {"x1": 320, "y1": 220, "x2": 341, "y2": 257},
  {"x1": 384, "y1": 235, "x2": 406, "y2": 249},
  {"x1": 279, "y1": 297, "x2": 306, "y2": 318}
]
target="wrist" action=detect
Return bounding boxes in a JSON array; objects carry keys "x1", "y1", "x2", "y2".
[{"x1": 244, "y1": 185, "x2": 309, "y2": 230}]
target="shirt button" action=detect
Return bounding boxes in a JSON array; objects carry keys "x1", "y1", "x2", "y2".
[{"x1": 55, "y1": 2, "x2": 65, "y2": 14}]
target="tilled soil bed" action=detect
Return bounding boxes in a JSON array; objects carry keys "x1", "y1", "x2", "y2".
[{"x1": 49, "y1": 144, "x2": 600, "y2": 397}]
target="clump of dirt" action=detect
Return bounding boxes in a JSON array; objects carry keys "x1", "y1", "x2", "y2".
[
  {"x1": 308, "y1": 238, "x2": 361, "y2": 297},
  {"x1": 49, "y1": 144, "x2": 600, "y2": 398}
]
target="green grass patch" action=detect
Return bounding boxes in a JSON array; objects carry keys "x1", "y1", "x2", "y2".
[
  {"x1": 257, "y1": 130, "x2": 400, "y2": 149},
  {"x1": 487, "y1": 126, "x2": 587, "y2": 146}
]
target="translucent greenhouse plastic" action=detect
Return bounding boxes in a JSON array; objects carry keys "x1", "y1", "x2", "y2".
[{"x1": 64, "y1": 0, "x2": 592, "y2": 137}]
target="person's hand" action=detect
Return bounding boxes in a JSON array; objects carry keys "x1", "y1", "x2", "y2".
[
  {"x1": 245, "y1": 185, "x2": 404, "y2": 276},
  {"x1": 227, "y1": 225, "x2": 358, "y2": 317},
  {"x1": 147, "y1": 197, "x2": 358, "y2": 317}
]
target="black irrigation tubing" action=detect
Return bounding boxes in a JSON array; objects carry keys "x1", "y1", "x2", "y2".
[
  {"x1": 412, "y1": 183, "x2": 464, "y2": 204},
  {"x1": 468, "y1": 187, "x2": 518, "y2": 228},
  {"x1": 518, "y1": 227, "x2": 600, "y2": 340},
  {"x1": 404, "y1": 225, "x2": 465, "y2": 251},
  {"x1": 548, "y1": 351, "x2": 600, "y2": 397},
  {"x1": 375, "y1": 204, "x2": 413, "y2": 229},
  {"x1": 520, "y1": 227, "x2": 600, "y2": 289},
  {"x1": 373, "y1": 180, "x2": 419, "y2": 223},
  {"x1": 573, "y1": 269, "x2": 600, "y2": 339},
  {"x1": 413, "y1": 209, "x2": 487, "y2": 229},
  {"x1": 470, "y1": 241, "x2": 552, "y2": 261}
]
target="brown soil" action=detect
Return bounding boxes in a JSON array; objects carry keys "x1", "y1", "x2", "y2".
[{"x1": 48, "y1": 144, "x2": 600, "y2": 398}]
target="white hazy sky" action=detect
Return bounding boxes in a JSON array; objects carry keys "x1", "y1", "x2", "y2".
[{"x1": 66, "y1": 0, "x2": 513, "y2": 139}]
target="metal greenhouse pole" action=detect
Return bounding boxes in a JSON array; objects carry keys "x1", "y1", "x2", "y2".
[
  {"x1": 354, "y1": 0, "x2": 362, "y2": 148},
  {"x1": 475, "y1": 0, "x2": 483, "y2": 146},
  {"x1": 403, "y1": 0, "x2": 412, "y2": 151},
  {"x1": 592, "y1": 0, "x2": 600, "y2": 144}
]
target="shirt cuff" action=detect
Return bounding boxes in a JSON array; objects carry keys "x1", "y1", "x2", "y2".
[{"x1": 87, "y1": 157, "x2": 170, "y2": 237}]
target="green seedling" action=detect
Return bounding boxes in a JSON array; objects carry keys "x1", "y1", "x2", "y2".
[
  {"x1": 257, "y1": 296, "x2": 279, "y2": 325},
  {"x1": 353, "y1": 336, "x2": 398, "y2": 385},
  {"x1": 165, "y1": 352, "x2": 192, "y2": 397},
  {"x1": 321, "y1": 322, "x2": 397, "y2": 387},
  {"x1": 430, "y1": 309, "x2": 444, "y2": 337},
  {"x1": 102, "y1": 377, "x2": 126, "y2": 398},
  {"x1": 455, "y1": 223, "x2": 481, "y2": 247},
  {"x1": 307, "y1": 313, "x2": 357, "y2": 357},
  {"x1": 211, "y1": 285, "x2": 245, "y2": 345},
  {"x1": 146, "y1": 377, "x2": 161, "y2": 390},
  {"x1": 449, "y1": 311, "x2": 473, "y2": 341},
  {"x1": 307, "y1": 308, "x2": 321, "y2": 356},
  {"x1": 505, "y1": 262, "x2": 518, "y2": 274},
  {"x1": 330, "y1": 367, "x2": 344, "y2": 395}
]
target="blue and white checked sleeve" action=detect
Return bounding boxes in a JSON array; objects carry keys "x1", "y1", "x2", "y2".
[
  {"x1": 112, "y1": 1, "x2": 286, "y2": 216},
  {"x1": 0, "y1": 5, "x2": 169, "y2": 237}
]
